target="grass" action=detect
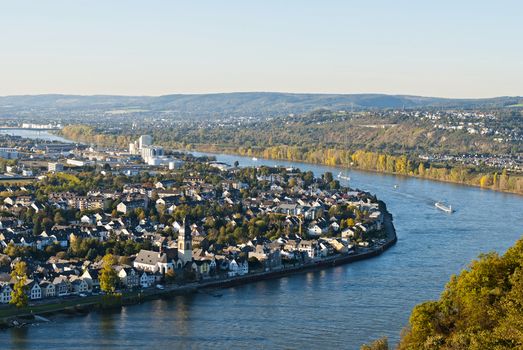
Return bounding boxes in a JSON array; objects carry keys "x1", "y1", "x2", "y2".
[{"x1": 0, "y1": 295, "x2": 101, "y2": 319}]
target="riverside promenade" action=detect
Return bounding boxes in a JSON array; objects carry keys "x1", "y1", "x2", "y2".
[{"x1": 1, "y1": 203, "x2": 396, "y2": 327}]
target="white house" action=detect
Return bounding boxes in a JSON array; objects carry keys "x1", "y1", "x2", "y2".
[
  {"x1": 0, "y1": 284, "x2": 12, "y2": 304},
  {"x1": 298, "y1": 240, "x2": 318, "y2": 259},
  {"x1": 139, "y1": 271, "x2": 155, "y2": 288},
  {"x1": 117, "y1": 267, "x2": 139, "y2": 288},
  {"x1": 70, "y1": 277, "x2": 89, "y2": 294},
  {"x1": 227, "y1": 258, "x2": 249, "y2": 277},
  {"x1": 40, "y1": 281, "x2": 56, "y2": 298},
  {"x1": 27, "y1": 280, "x2": 42, "y2": 300}
]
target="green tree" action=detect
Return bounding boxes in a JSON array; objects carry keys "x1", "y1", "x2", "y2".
[
  {"x1": 361, "y1": 337, "x2": 389, "y2": 350},
  {"x1": 399, "y1": 238, "x2": 523, "y2": 349},
  {"x1": 165, "y1": 269, "x2": 176, "y2": 283},
  {"x1": 10, "y1": 261, "x2": 28, "y2": 308},
  {"x1": 99, "y1": 254, "x2": 119, "y2": 293},
  {"x1": 323, "y1": 172, "x2": 334, "y2": 184},
  {"x1": 54, "y1": 211, "x2": 66, "y2": 225}
]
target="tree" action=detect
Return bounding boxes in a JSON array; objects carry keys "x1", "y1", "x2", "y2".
[
  {"x1": 54, "y1": 211, "x2": 66, "y2": 225},
  {"x1": 99, "y1": 254, "x2": 119, "y2": 293},
  {"x1": 361, "y1": 337, "x2": 389, "y2": 350},
  {"x1": 479, "y1": 175, "x2": 491, "y2": 188},
  {"x1": 324, "y1": 172, "x2": 334, "y2": 184},
  {"x1": 86, "y1": 248, "x2": 98, "y2": 261},
  {"x1": 165, "y1": 269, "x2": 176, "y2": 283},
  {"x1": 0, "y1": 254, "x2": 10, "y2": 266},
  {"x1": 10, "y1": 261, "x2": 28, "y2": 308},
  {"x1": 32, "y1": 219, "x2": 42, "y2": 236},
  {"x1": 418, "y1": 162, "x2": 426, "y2": 177},
  {"x1": 399, "y1": 238, "x2": 523, "y2": 349}
]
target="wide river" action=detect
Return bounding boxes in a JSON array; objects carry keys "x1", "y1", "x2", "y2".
[
  {"x1": 0, "y1": 128, "x2": 72, "y2": 143},
  {"x1": 1, "y1": 137, "x2": 523, "y2": 349}
]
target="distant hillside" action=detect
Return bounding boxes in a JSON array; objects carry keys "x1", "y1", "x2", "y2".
[{"x1": 1, "y1": 93, "x2": 521, "y2": 116}]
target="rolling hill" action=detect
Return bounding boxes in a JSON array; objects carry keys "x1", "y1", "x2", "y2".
[{"x1": 1, "y1": 93, "x2": 521, "y2": 117}]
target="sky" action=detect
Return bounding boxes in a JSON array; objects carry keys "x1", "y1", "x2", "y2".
[{"x1": 1, "y1": 0, "x2": 522, "y2": 98}]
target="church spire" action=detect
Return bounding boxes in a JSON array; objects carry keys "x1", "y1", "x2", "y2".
[{"x1": 178, "y1": 216, "x2": 192, "y2": 263}]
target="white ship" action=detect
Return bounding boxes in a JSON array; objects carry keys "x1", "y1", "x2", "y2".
[
  {"x1": 435, "y1": 202, "x2": 453, "y2": 213},
  {"x1": 337, "y1": 171, "x2": 351, "y2": 181},
  {"x1": 252, "y1": 157, "x2": 258, "y2": 161}
]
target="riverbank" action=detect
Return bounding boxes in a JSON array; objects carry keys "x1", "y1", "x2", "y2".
[
  {"x1": 52, "y1": 126, "x2": 523, "y2": 196},
  {"x1": 185, "y1": 146, "x2": 523, "y2": 197},
  {"x1": 0, "y1": 203, "x2": 396, "y2": 328}
]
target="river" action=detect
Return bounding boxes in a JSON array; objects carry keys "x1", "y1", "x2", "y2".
[
  {"x1": 0, "y1": 128, "x2": 73, "y2": 143},
  {"x1": 1, "y1": 139, "x2": 523, "y2": 349}
]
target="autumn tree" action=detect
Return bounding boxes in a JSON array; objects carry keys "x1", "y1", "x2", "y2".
[
  {"x1": 361, "y1": 337, "x2": 389, "y2": 350},
  {"x1": 100, "y1": 254, "x2": 119, "y2": 293},
  {"x1": 10, "y1": 261, "x2": 28, "y2": 308},
  {"x1": 399, "y1": 238, "x2": 523, "y2": 349}
]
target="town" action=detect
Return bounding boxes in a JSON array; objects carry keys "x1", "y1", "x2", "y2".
[{"x1": 0, "y1": 134, "x2": 393, "y2": 310}]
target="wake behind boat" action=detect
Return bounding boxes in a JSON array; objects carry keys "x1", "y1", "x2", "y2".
[{"x1": 435, "y1": 201, "x2": 453, "y2": 213}]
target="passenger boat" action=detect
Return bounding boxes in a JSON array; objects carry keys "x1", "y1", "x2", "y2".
[
  {"x1": 435, "y1": 201, "x2": 453, "y2": 213},
  {"x1": 337, "y1": 171, "x2": 350, "y2": 181}
]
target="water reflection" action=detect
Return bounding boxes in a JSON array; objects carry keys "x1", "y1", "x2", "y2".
[
  {"x1": 10, "y1": 326, "x2": 29, "y2": 350},
  {"x1": 0, "y1": 129, "x2": 73, "y2": 143},
  {"x1": 99, "y1": 310, "x2": 117, "y2": 339}
]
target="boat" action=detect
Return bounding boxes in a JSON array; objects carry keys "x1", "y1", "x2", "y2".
[
  {"x1": 337, "y1": 171, "x2": 350, "y2": 181},
  {"x1": 252, "y1": 157, "x2": 258, "y2": 161},
  {"x1": 393, "y1": 184, "x2": 399, "y2": 189},
  {"x1": 435, "y1": 202, "x2": 453, "y2": 213}
]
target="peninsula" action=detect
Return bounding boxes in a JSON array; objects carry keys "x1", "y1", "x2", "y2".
[{"x1": 0, "y1": 134, "x2": 396, "y2": 326}]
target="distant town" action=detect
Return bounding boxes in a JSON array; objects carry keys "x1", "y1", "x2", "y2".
[{"x1": 0, "y1": 132, "x2": 394, "y2": 313}]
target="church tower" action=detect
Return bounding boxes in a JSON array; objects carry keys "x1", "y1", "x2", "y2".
[{"x1": 178, "y1": 217, "x2": 192, "y2": 263}]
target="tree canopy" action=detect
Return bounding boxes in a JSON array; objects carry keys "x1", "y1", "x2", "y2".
[{"x1": 399, "y1": 237, "x2": 523, "y2": 349}]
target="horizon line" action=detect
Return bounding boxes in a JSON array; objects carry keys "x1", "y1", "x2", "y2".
[{"x1": 1, "y1": 91, "x2": 522, "y2": 100}]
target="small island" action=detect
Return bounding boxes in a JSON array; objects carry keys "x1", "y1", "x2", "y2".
[{"x1": 0, "y1": 134, "x2": 396, "y2": 327}]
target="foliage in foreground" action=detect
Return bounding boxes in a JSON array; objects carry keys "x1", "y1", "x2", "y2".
[
  {"x1": 361, "y1": 337, "x2": 389, "y2": 350},
  {"x1": 399, "y1": 237, "x2": 523, "y2": 350}
]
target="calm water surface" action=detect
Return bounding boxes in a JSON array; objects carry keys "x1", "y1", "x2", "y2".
[
  {"x1": 2, "y1": 151, "x2": 522, "y2": 349},
  {"x1": 0, "y1": 128, "x2": 73, "y2": 143}
]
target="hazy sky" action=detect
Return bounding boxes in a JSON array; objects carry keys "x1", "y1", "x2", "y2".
[{"x1": 1, "y1": 0, "x2": 522, "y2": 98}]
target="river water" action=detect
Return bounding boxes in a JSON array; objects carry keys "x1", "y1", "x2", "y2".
[
  {"x1": 0, "y1": 128, "x2": 73, "y2": 143},
  {"x1": 1, "y1": 143, "x2": 523, "y2": 349}
]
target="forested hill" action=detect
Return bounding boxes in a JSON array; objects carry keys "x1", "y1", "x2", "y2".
[{"x1": 1, "y1": 93, "x2": 522, "y2": 116}]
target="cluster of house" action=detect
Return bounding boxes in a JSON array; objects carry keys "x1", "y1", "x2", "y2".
[
  {"x1": 0, "y1": 214, "x2": 380, "y2": 304},
  {"x1": 0, "y1": 164, "x2": 386, "y2": 304}
]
